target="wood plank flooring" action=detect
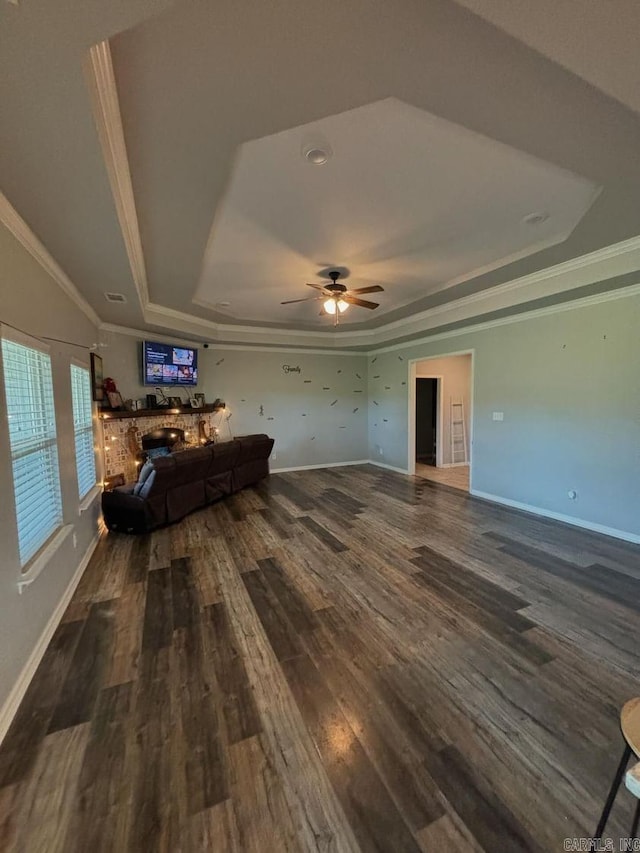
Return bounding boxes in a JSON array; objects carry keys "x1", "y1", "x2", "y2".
[
  {"x1": 1, "y1": 464, "x2": 639, "y2": 851},
  {"x1": 415, "y1": 462, "x2": 469, "y2": 491}
]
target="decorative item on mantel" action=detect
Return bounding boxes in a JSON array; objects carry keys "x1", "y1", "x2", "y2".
[{"x1": 103, "y1": 376, "x2": 124, "y2": 410}]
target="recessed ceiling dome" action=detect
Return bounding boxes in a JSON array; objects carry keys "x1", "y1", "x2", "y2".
[{"x1": 302, "y1": 143, "x2": 332, "y2": 165}]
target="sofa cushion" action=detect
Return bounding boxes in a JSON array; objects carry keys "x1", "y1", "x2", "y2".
[
  {"x1": 133, "y1": 460, "x2": 154, "y2": 496},
  {"x1": 165, "y1": 446, "x2": 212, "y2": 522}
]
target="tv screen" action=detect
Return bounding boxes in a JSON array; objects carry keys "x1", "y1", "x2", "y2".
[{"x1": 142, "y1": 341, "x2": 198, "y2": 386}]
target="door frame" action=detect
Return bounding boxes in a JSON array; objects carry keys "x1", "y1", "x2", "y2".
[
  {"x1": 407, "y1": 350, "x2": 475, "y2": 491},
  {"x1": 414, "y1": 375, "x2": 443, "y2": 468}
]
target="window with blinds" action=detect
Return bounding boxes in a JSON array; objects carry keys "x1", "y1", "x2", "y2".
[
  {"x1": 70, "y1": 364, "x2": 96, "y2": 500},
  {"x1": 1, "y1": 336, "x2": 63, "y2": 567}
]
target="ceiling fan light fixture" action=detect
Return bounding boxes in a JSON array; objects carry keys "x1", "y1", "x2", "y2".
[{"x1": 323, "y1": 297, "x2": 348, "y2": 315}]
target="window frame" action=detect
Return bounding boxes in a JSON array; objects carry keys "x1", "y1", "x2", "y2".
[
  {"x1": 0, "y1": 325, "x2": 64, "y2": 573},
  {"x1": 70, "y1": 361, "x2": 97, "y2": 503}
]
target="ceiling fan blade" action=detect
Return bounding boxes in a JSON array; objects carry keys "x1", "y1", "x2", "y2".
[
  {"x1": 281, "y1": 296, "x2": 323, "y2": 304},
  {"x1": 349, "y1": 285, "x2": 384, "y2": 294},
  {"x1": 306, "y1": 282, "x2": 329, "y2": 291},
  {"x1": 343, "y1": 295, "x2": 379, "y2": 309}
]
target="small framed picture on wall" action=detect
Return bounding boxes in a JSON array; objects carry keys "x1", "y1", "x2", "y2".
[{"x1": 90, "y1": 353, "x2": 104, "y2": 402}]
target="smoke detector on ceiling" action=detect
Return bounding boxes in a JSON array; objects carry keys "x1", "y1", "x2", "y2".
[{"x1": 104, "y1": 292, "x2": 127, "y2": 303}]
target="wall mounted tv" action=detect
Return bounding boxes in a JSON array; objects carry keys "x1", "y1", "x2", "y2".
[{"x1": 142, "y1": 341, "x2": 198, "y2": 386}]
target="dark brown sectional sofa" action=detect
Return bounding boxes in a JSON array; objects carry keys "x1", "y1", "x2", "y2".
[{"x1": 102, "y1": 433, "x2": 274, "y2": 533}]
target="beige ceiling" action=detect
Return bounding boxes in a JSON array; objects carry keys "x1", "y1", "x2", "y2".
[
  {"x1": 2, "y1": 0, "x2": 640, "y2": 345},
  {"x1": 453, "y1": 0, "x2": 640, "y2": 115}
]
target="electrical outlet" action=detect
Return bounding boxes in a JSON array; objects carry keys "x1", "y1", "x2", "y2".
[
  {"x1": 72, "y1": 532, "x2": 77, "y2": 549},
  {"x1": 272, "y1": 451, "x2": 277, "y2": 461},
  {"x1": 378, "y1": 446, "x2": 384, "y2": 456}
]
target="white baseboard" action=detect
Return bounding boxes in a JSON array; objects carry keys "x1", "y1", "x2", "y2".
[
  {"x1": 270, "y1": 459, "x2": 369, "y2": 474},
  {"x1": 470, "y1": 489, "x2": 640, "y2": 545},
  {"x1": 440, "y1": 462, "x2": 469, "y2": 469},
  {"x1": 271, "y1": 459, "x2": 411, "y2": 475},
  {"x1": 0, "y1": 531, "x2": 101, "y2": 746},
  {"x1": 367, "y1": 460, "x2": 410, "y2": 474}
]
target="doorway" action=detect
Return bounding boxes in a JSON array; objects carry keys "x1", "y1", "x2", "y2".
[
  {"x1": 407, "y1": 351, "x2": 474, "y2": 492},
  {"x1": 415, "y1": 378, "x2": 438, "y2": 466}
]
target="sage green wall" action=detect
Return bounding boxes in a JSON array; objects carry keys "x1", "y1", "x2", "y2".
[
  {"x1": 0, "y1": 223, "x2": 101, "y2": 719},
  {"x1": 367, "y1": 292, "x2": 640, "y2": 539},
  {"x1": 100, "y1": 330, "x2": 368, "y2": 470}
]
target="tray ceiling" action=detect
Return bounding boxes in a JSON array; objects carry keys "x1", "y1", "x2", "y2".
[
  {"x1": 194, "y1": 98, "x2": 598, "y2": 326},
  {"x1": 2, "y1": 0, "x2": 640, "y2": 345}
]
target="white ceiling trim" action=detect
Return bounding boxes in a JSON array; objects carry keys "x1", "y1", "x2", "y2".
[
  {"x1": 139, "y1": 233, "x2": 640, "y2": 348},
  {"x1": 104, "y1": 278, "x2": 640, "y2": 357},
  {"x1": 0, "y1": 191, "x2": 101, "y2": 327},
  {"x1": 358, "y1": 232, "x2": 640, "y2": 341},
  {"x1": 98, "y1": 322, "x2": 364, "y2": 356},
  {"x1": 144, "y1": 300, "x2": 358, "y2": 349},
  {"x1": 84, "y1": 40, "x2": 149, "y2": 309},
  {"x1": 372, "y1": 280, "x2": 640, "y2": 355}
]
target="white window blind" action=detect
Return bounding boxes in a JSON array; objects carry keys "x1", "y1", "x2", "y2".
[
  {"x1": 70, "y1": 364, "x2": 96, "y2": 500},
  {"x1": 1, "y1": 336, "x2": 63, "y2": 567}
]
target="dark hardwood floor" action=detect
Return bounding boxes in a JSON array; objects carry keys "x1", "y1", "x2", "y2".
[{"x1": 1, "y1": 465, "x2": 638, "y2": 851}]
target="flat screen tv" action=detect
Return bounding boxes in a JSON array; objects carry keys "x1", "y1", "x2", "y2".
[{"x1": 142, "y1": 340, "x2": 198, "y2": 386}]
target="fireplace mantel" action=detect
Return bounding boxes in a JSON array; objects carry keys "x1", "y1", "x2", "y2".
[{"x1": 99, "y1": 404, "x2": 220, "y2": 421}]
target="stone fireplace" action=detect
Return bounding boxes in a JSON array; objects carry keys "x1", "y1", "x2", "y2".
[{"x1": 101, "y1": 409, "x2": 224, "y2": 484}]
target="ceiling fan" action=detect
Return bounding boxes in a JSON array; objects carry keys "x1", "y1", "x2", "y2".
[{"x1": 281, "y1": 271, "x2": 384, "y2": 325}]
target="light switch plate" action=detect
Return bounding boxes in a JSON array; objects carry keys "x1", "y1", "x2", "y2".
[{"x1": 492, "y1": 412, "x2": 504, "y2": 421}]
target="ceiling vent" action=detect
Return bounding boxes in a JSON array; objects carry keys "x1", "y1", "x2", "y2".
[{"x1": 104, "y1": 292, "x2": 127, "y2": 303}]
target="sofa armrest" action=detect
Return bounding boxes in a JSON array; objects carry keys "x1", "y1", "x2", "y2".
[{"x1": 102, "y1": 488, "x2": 150, "y2": 533}]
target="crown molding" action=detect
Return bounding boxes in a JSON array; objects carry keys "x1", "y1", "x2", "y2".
[
  {"x1": 103, "y1": 278, "x2": 640, "y2": 357},
  {"x1": 85, "y1": 40, "x2": 149, "y2": 309},
  {"x1": 371, "y1": 280, "x2": 640, "y2": 354},
  {"x1": 359, "y1": 232, "x2": 640, "y2": 341},
  {"x1": 143, "y1": 300, "x2": 372, "y2": 349},
  {"x1": 0, "y1": 191, "x2": 101, "y2": 327},
  {"x1": 98, "y1": 322, "x2": 364, "y2": 356}
]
